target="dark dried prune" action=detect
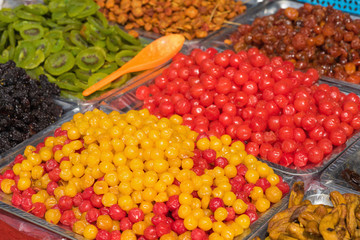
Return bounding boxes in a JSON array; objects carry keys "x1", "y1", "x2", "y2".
[{"x1": 0, "y1": 60, "x2": 63, "y2": 154}]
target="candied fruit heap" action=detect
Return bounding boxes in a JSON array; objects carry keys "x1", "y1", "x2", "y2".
[
  {"x1": 0, "y1": 61, "x2": 62, "y2": 154},
  {"x1": 0, "y1": 109, "x2": 288, "y2": 240}
]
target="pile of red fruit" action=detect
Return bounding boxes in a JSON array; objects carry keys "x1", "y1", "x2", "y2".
[{"x1": 135, "y1": 48, "x2": 360, "y2": 168}]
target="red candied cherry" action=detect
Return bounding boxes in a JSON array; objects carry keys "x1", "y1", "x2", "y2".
[
  {"x1": 159, "y1": 102, "x2": 174, "y2": 117},
  {"x1": 152, "y1": 214, "x2": 167, "y2": 225},
  {"x1": 46, "y1": 181, "x2": 58, "y2": 196},
  {"x1": 259, "y1": 143, "x2": 273, "y2": 159},
  {"x1": 166, "y1": 195, "x2": 180, "y2": 211},
  {"x1": 279, "y1": 153, "x2": 294, "y2": 167},
  {"x1": 214, "y1": 157, "x2": 228, "y2": 168},
  {"x1": 293, "y1": 150, "x2": 308, "y2": 167},
  {"x1": 255, "y1": 178, "x2": 271, "y2": 192},
  {"x1": 14, "y1": 154, "x2": 25, "y2": 164},
  {"x1": 191, "y1": 228, "x2": 207, "y2": 240},
  {"x1": 82, "y1": 187, "x2": 94, "y2": 200},
  {"x1": 120, "y1": 217, "x2": 133, "y2": 231},
  {"x1": 267, "y1": 148, "x2": 282, "y2": 164},
  {"x1": 73, "y1": 193, "x2": 83, "y2": 207},
  {"x1": 136, "y1": 86, "x2": 150, "y2": 100},
  {"x1": 22, "y1": 188, "x2": 36, "y2": 198},
  {"x1": 109, "y1": 204, "x2": 126, "y2": 221},
  {"x1": 79, "y1": 200, "x2": 93, "y2": 213},
  {"x1": 246, "y1": 142, "x2": 259, "y2": 157},
  {"x1": 204, "y1": 105, "x2": 220, "y2": 121},
  {"x1": 243, "y1": 183, "x2": 255, "y2": 196},
  {"x1": 277, "y1": 181, "x2": 290, "y2": 195},
  {"x1": 110, "y1": 231, "x2": 121, "y2": 240},
  {"x1": 60, "y1": 210, "x2": 76, "y2": 226},
  {"x1": 171, "y1": 220, "x2": 187, "y2": 235},
  {"x1": 153, "y1": 202, "x2": 168, "y2": 216},
  {"x1": 317, "y1": 138, "x2": 333, "y2": 155},
  {"x1": 58, "y1": 196, "x2": 73, "y2": 211},
  {"x1": 100, "y1": 207, "x2": 110, "y2": 215},
  {"x1": 144, "y1": 226, "x2": 158, "y2": 240},
  {"x1": 90, "y1": 194, "x2": 104, "y2": 208},
  {"x1": 11, "y1": 192, "x2": 22, "y2": 206},
  {"x1": 156, "y1": 221, "x2": 171, "y2": 237},
  {"x1": 236, "y1": 164, "x2": 248, "y2": 176},
  {"x1": 329, "y1": 128, "x2": 347, "y2": 146},
  {"x1": 52, "y1": 144, "x2": 63, "y2": 154},
  {"x1": 246, "y1": 210, "x2": 258, "y2": 224},
  {"x1": 281, "y1": 140, "x2": 297, "y2": 153},
  {"x1": 86, "y1": 208, "x2": 100, "y2": 223},
  {"x1": 21, "y1": 197, "x2": 33, "y2": 211},
  {"x1": 308, "y1": 147, "x2": 324, "y2": 164},
  {"x1": 175, "y1": 98, "x2": 191, "y2": 115},
  {"x1": 128, "y1": 208, "x2": 144, "y2": 223},
  {"x1": 31, "y1": 202, "x2": 46, "y2": 218},
  {"x1": 96, "y1": 230, "x2": 110, "y2": 240},
  {"x1": 3, "y1": 170, "x2": 15, "y2": 179},
  {"x1": 225, "y1": 207, "x2": 236, "y2": 221},
  {"x1": 202, "y1": 149, "x2": 216, "y2": 164},
  {"x1": 236, "y1": 124, "x2": 252, "y2": 141},
  {"x1": 249, "y1": 53, "x2": 267, "y2": 67},
  {"x1": 171, "y1": 208, "x2": 180, "y2": 220},
  {"x1": 209, "y1": 198, "x2": 225, "y2": 212},
  {"x1": 351, "y1": 114, "x2": 360, "y2": 130},
  {"x1": 48, "y1": 168, "x2": 61, "y2": 182}
]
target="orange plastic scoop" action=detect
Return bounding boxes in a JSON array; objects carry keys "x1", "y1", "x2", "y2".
[{"x1": 82, "y1": 34, "x2": 185, "y2": 97}]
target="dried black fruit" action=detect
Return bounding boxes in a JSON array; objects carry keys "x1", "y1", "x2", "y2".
[{"x1": 0, "y1": 60, "x2": 63, "y2": 154}]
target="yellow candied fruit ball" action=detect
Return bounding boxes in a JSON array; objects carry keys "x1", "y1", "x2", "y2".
[
  {"x1": 255, "y1": 197, "x2": 271, "y2": 213},
  {"x1": 267, "y1": 173, "x2": 280, "y2": 186},
  {"x1": 121, "y1": 230, "x2": 137, "y2": 240},
  {"x1": 83, "y1": 224, "x2": 98, "y2": 239},
  {"x1": 235, "y1": 214, "x2": 251, "y2": 229},
  {"x1": 265, "y1": 186, "x2": 283, "y2": 203},
  {"x1": 45, "y1": 209, "x2": 61, "y2": 224},
  {"x1": 214, "y1": 207, "x2": 228, "y2": 221},
  {"x1": 197, "y1": 138, "x2": 210, "y2": 150},
  {"x1": 17, "y1": 177, "x2": 31, "y2": 191},
  {"x1": 1, "y1": 179, "x2": 15, "y2": 194}
]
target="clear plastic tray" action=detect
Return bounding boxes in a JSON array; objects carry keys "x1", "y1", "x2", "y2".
[
  {"x1": 248, "y1": 180, "x2": 360, "y2": 239},
  {"x1": 321, "y1": 138, "x2": 360, "y2": 194},
  {"x1": 103, "y1": 62, "x2": 360, "y2": 176},
  {"x1": 0, "y1": 104, "x2": 294, "y2": 240},
  {"x1": 0, "y1": 108, "x2": 83, "y2": 240}
]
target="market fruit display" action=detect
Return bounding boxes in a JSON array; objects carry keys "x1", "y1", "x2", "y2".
[
  {"x1": 264, "y1": 181, "x2": 360, "y2": 240},
  {"x1": 228, "y1": 4, "x2": 360, "y2": 83},
  {"x1": 0, "y1": 0, "x2": 144, "y2": 100},
  {"x1": 133, "y1": 47, "x2": 360, "y2": 168},
  {"x1": 0, "y1": 60, "x2": 63, "y2": 155},
  {"x1": 95, "y1": 0, "x2": 246, "y2": 40},
  {"x1": 0, "y1": 108, "x2": 289, "y2": 239}
]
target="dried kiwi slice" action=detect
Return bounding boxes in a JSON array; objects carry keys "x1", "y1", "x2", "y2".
[
  {"x1": 0, "y1": 8, "x2": 18, "y2": 23},
  {"x1": 23, "y1": 49, "x2": 45, "y2": 69},
  {"x1": 69, "y1": 30, "x2": 88, "y2": 48},
  {"x1": 0, "y1": 49, "x2": 10, "y2": 64},
  {"x1": 75, "y1": 68, "x2": 92, "y2": 81},
  {"x1": 88, "y1": 72, "x2": 108, "y2": 88},
  {"x1": 24, "y1": 4, "x2": 49, "y2": 15},
  {"x1": 48, "y1": 0, "x2": 66, "y2": 13},
  {"x1": 19, "y1": 23, "x2": 44, "y2": 41},
  {"x1": 51, "y1": 12, "x2": 67, "y2": 21},
  {"x1": 97, "y1": 62, "x2": 118, "y2": 75},
  {"x1": 26, "y1": 66, "x2": 44, "y2": 79},
  {"x1": 75, "y1": 0, "x2": 99, "y2": 19},
  {"x1": 48, "y1": 38, "x2": 64, "y2": 53},
  {"x1": 0, "y1": 30, "x2": 8, "y2": 52},
  {"x1": 45, "y1": 30, "x2": 63, "y2": 39},
  {"x1": 105, "y1": 52, "x2": 116, "y2": 63},
  {"x1": 115, "y1": 50, "x2": 137, "y2": 66},
  {"x1": 44, "y1": 50, "x2": 75, "y2": 76},
  {"x1": 75, "y1": 47, "x2": 105, "y2": 72},
  {"x1": 106, "y1": 35, "x2": 122, "y2": 52},
  {"x1": 15, "y1": 10, "x2": 44, "y2": 22},
  {"x1": 34, "y1": 38, "x2": 52, "y2": 57},
  {"x1": 66, "y1": 0, "x2": 87, "y2": 18},
  {"x1": 8, "y1": 24, "x2": 15, "y2": 48},
  {"x1": 67, "y1": 46, "x2": 82, "y2": 56}
]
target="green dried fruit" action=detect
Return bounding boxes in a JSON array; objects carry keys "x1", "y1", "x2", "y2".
[
  {"x1": 75, "y1": 47, "x2": 105, "y2": 71},
  {"x1": 75, "y1": 68, "x2": 92, "y2": 81},
  {"x1": 0, "y1": 8, "x2": 18, "y2": 23},
  {"x1": 115, "y1": 50, "x2": 138, "y2": 66},
  {"x1": 16, "y1": 10, "x2": 44, "y2": 22},
  {"x1": 19, "y1": 23, "x2": 44, "y2": 41},
  {"x1": 34, "y1": 38, "x2": 52, "y2": 57},
  {"x1": 14, "y1": 41, "x2": 35, "y2": 68},
  {"x1": 44, "y1": 50, "x2": 75, "y2": 76},
  {"x1": 24, "y1": 4, "x2": 49, "y2": 15},
  {"x1": 69, "y1": 30, "x2": 88, "y2": 48}
]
